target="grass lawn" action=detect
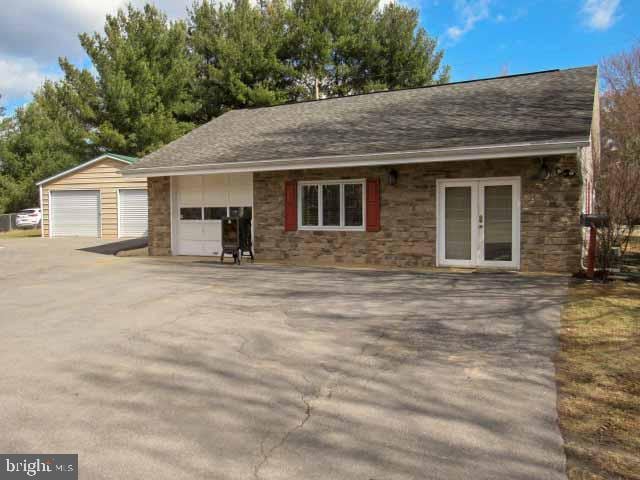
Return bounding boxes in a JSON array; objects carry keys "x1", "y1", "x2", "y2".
[
  {"x1": 557, "y1": 280, "x2": 640, "y2": 479},
  {"x1": 0, "y1": 228, "x2": 41, "y2": 238}
]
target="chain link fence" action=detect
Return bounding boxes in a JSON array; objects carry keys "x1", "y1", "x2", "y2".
[{"x1": 0, "y1": 214, "x2": 17, "y2": 233}]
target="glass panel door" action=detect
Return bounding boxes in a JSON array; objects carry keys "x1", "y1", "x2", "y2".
[
  {"x1": 482, "y1": 185, "x2": 513, "y2": 262},
  {"x1": 445, "y1": 186, "x2": 473, "y2": 261},
  {"x1": 439, "y1": 178, "x2": 519, "y2": 268}
]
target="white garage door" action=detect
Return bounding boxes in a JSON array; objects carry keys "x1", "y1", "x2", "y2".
[
  {"x1": 174, "y1": 174, "x2": 252, "y2": 256},
  {"x1": 50, "y1": 190, "x2": 100, "y2": 237},
  {"x1": 118, "y1": 189, "x2": 148, "y2": 237}
]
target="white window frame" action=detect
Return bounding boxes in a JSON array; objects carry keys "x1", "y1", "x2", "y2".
[{"x1": 298, "y1": 179, "x2": 366, "y2": 231}]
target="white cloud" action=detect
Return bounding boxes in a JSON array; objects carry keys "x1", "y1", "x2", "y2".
[
  {"x1": 0, "y1": 0, "x2": 192, "y2": 109},
  {"x1": 0, "y1": 56, "x2": 59, "y2": 102},
  {"x1": 0, "y1": 1, "x2": 126, "y2": 62},
  {"x1": 0, "y1": 0, "x2": 192, "y2": 62},
  {"x1": 582, "y1": 0, "x2": 620, "y2": 30},
  {"x1": 445, "y1": 0, "x2": 491, "y2": 43}
]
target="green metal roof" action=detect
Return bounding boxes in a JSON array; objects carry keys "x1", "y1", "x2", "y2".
[{"x1": 106, "y1": 153, "x2": 139, "y2": 164}]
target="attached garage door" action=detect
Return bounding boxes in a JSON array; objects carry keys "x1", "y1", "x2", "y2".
[
  {"x1": 50, "y1": 190, "x2": 100, "y2": 237},
  {"x1": 118, "y1": 189, "x2": 148, "y2": 238},
  {"x1": 175, "y1": 174, "x2": 252, "y2": 256}
]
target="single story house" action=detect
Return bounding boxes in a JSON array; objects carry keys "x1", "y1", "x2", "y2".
[
  {"x1": 123, "y1": 66, "x2": 599, "y2": 272},
  {"x1": 37, "y1": 153, "x2": 148, "y2": 239}
]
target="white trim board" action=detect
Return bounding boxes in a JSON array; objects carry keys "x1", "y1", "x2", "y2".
[
  {"x1": 39, "y1": 185, "x2": 44, "y2": 238},
  {"x1": 122, "y1": 140, "x2": 587, "y2": 177}
]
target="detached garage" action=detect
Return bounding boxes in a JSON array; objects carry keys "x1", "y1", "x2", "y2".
[{"x1": 37, "y1": 153, "x2": 148, "y2": 239}]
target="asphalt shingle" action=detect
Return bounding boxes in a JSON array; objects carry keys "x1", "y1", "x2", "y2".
[{"x1": 127, "y1": 66, "x2": 597, "y2": 173}]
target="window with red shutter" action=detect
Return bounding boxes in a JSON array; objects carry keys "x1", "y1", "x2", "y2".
[
  {"x1": 366, "y1": 178, "x2": 381, "y2": 232},
  {"x1": 284, "y1": 180, "x2": 298, "y2": 231}
]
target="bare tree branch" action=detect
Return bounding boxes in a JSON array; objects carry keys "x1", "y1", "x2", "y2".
[{"x1": 595, "y1": 43, "x2": 640, "y2": 277}]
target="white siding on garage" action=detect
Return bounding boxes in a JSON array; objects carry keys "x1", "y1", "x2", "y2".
[
  {"x1": 50, "y1": 190, "x2": 100, "y2": 237},
  {"x1": 118, "y1": 189, "x2": 148, "y2": 237}
]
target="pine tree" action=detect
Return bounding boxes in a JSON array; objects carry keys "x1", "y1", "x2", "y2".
[
  {"x1": 78, "y1": 4, "x2": 199, "y2": 155},
  {"x1": 188, "y1": 0, "x2": 293, "y2": 120},
  {"x1": 0, "y1": 0, "x2": 450, "y2": 212}
]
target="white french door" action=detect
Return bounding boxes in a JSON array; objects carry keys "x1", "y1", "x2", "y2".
[{"x1": 437, "y1": 177, "x2": 521, "y2": 269}]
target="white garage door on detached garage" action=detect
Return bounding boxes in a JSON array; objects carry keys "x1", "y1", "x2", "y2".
[
  {"x1": 37, "y1": 153, "x2": 147, "y2": 239},
  {"x1": 50, "y1": 190, "x2": 100, "y2": 237},
  {"x1": 118, "y1": 189, "x2": 148, "y2": 237},
  {"x1": 173, "y1": 173, "x2": 253, "y2": 256}
]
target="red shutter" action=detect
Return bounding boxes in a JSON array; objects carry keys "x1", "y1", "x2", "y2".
[
  {"x1": 366, "y1": 178, "x2": 381, "y2": 232},
  {"x1": 284, "y1": 180, "x2": 298, "y2": 231}
]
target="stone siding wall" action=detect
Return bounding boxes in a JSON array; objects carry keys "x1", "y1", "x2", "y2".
[
  {"x1": 253, "y1": 156, "x2": 582, "y2": 272},
  {"x1": 148, "y1": 176, "x2": 172, "y2": 256}
]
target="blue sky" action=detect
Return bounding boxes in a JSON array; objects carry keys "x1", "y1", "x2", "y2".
[
  {"x1": 424, "y1": 0, "x2": 638, "y2": 81},
  {"x1": 0, "y1": 0, "x2": 637, "y2": 116}
]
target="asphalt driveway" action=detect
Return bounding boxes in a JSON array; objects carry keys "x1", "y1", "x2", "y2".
[{"x1": 0, "y1": 238, "x2": 569, "y2": 479}]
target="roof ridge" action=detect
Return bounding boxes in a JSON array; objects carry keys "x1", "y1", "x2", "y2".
[
  {"x1": 233, "y1": 65, "x2": 595, "y2": 113},
  {"x1": 105, "y1": 152, "x2": 139, "y2": 163}
]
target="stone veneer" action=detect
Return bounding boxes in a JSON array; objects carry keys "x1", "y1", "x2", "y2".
[
  {"x1": 147, "y1": 176, "x2": 172, "y2": 256},
  {"x1": 253, "y1": 156, "x2": 583, "y2": 272},
  {"x1": 146, "y1": 156, "x2": 583, "y2": 272}
]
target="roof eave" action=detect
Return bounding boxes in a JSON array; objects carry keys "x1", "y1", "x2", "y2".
[{"x1": 122, "y1": 139, "x2": 589, "y2": 178}]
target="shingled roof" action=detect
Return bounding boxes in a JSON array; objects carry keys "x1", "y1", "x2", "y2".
[{"x1": 126, "y1": 66, "x2": 597, "y2": 175}]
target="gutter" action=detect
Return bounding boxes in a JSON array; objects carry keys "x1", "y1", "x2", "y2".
[{"x1": 122, "y1": 139, "x2": 589, "y2": 178}]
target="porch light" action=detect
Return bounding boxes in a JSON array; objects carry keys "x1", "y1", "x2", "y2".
[
  {"x1": 387, "y1": 169, "x2": 399, "y2": 186},
  {"x1": 534, "y1": 159, "x2": 551, "y2": 181},
  {"x1": 555, "y1": 167, "x2": 576, "y2": 177}
]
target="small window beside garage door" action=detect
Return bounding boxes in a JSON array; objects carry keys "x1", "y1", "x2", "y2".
[
  {"x1": 118, "y1": 189, "x2": 149, "y2": 238},
  {"x1": 50, "y1": 190, "x2": 100, "y2": 237}
]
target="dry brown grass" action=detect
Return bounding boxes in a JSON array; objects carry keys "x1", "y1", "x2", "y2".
[
  {"x1": 0, "y1": 228, "x2": 41, "y2": 238},
  {"x1": 557, "y1": 281, "x2": 640, "y2": 479}
]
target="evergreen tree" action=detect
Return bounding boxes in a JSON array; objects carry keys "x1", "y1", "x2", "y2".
[
  {"x1": 0, "y1": 82, "x2": 96, "y2": 212},
  {"x1": 188, "y1": 0, "x2": 293, "y2": 120},
  {"x1": 285, "y1": 0, "x2": 448, "y2": 99},
  {"x1": 0, "y1": 0, "x2": 449, "y2": 212},
  {"x1": 78, "y1": 4, "x2": 198, "y2": 155}
]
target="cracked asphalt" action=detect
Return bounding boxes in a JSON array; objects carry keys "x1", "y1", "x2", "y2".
[{"x1": 0, "y1": 238, "x2": 568, "y2": 479}]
